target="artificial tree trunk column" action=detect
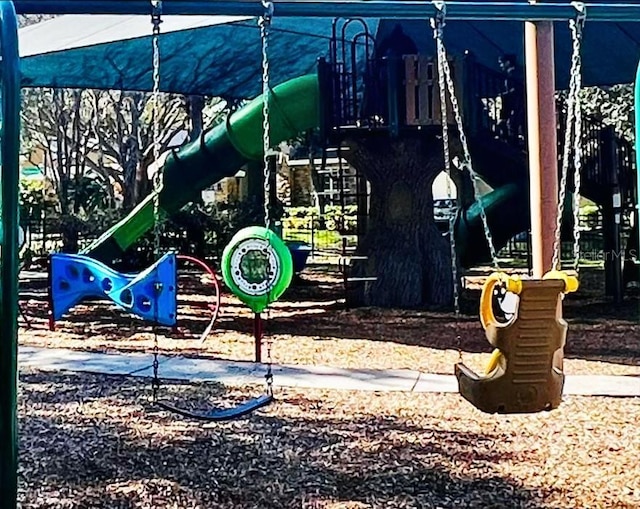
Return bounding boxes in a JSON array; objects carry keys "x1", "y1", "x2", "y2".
[{"x1": 343, "y1": 131, "x2": 456, "y2": 309}]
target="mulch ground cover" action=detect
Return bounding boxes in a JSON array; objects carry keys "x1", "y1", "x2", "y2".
[
  {"x1": 19, "y1": 264, "x2": 639, "y2": 376},
  {"x1": 16, "y1": 262, "x2": 640, "y2": 507},
  {"x1": 18, "y1": 370, "x2": 640, "y2": 509}
]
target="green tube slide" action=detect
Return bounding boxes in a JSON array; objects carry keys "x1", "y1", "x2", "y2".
[
  {"x1": 457, "y1": 181, "x2": 584, "y2": 267},
  {"x1": 84, "y1": 70, "x2": 532, "y2": 269},
  {"x1": 84, "y1": 74, "x2": 320, "y2": 262},
  {"x1": 454, "y1": 182, "x2": 530, "y2": 268}
]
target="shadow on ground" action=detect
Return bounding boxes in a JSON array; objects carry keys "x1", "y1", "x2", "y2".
[{"x1": 19, "y1": 371, "x2": 554, "y2": 509}]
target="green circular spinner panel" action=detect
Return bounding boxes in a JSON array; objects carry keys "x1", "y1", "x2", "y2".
[{"x1": 222, "y1": 226, "x2": 293, "y2": 313}]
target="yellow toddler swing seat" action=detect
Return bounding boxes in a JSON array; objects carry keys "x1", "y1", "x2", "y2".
[{"x1": 455, "y1": 271, "x2": 578, "y2": 414}]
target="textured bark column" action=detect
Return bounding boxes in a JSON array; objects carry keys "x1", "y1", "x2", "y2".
[{"x1": 344, "y1": 131, "x2": 454, "y2": 308}]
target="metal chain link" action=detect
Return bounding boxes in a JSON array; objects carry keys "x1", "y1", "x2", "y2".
[
  {"x1": 150, "y1": 0, "x2": 163, "y2": 403},
  {"x1": 432, "y1": 9, "x2": 459, "y2": 317},
  {"x1": 260, "y1": 0, "x2": 274, "y2": 232},
  {"x1": 151, "y1": 1, "x2": 163, "y2": 255},
  {"x1": 259, "y1": 0, "x2": 274, "y2": 396},
  {"x1": 433, "y1": 6, "x2": 499, "y2": 270},
  {"x1": 552, "y1": 7, "x2": 585, "y2": 272},
  {"x1": 571, "y1": 8, "x2": 585, "y2": 272}
]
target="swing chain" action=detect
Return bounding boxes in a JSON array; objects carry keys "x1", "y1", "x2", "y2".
[
  {"x1": 432, "y1": 6, "x2": 460, "y2": 318},
  {"x1": 260, "y1": 0, "x2": 275, "y2": 397},
  {"x1": 260, "y1": 0, "x2": 274, "y2": 232},
  {"x1": 570, "y1": 7, "x2": 585, "y2": 272},
  {"x1": 552, "y1": 6, "x2": 585, "y2": 272},
  {"x1": 150, "y1": 0, "x2": 163, "y2": 403},
  {"x1": 433, "y1": 6, "x2": 500, "y2": 270},
  {"x1": 151, "y1": 0, "x2": 164, "y2": 250}
]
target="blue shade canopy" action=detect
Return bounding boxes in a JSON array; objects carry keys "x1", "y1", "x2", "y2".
[
  {"x1": 377, "y1": 18, "x2": 640, "y2": 89},
  {"x1": 19, "y1": 15, "x2": 379, "y2": 98},
  {"x1": 18, "y1": 13, "x2": 640, "y2": 98}
]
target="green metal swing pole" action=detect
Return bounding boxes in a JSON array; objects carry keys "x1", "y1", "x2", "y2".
[
  {"x1": 0, "y1": 2, "x2": 22, "y2": 507},
  {"x1": 11, "y1": 0, "x2": 640, "y2": 20}
]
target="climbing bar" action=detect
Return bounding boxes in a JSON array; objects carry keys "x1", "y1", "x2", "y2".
[
  {"x1": 48, "y1": 252, "x2": 177, "y2": 327},
  {"x1": 12, "y1": 0, "x2": 640, "y2": 21}
]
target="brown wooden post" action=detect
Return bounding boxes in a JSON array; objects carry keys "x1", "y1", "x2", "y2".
[{"x1": 525, "y1": 20, "x2": 558, "y2": 279}]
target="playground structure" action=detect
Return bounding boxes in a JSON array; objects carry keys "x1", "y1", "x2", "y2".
[
  {"x1": 67, "y1": 21, "x2": 637, "y2": 302},
  {"x1": 1, "y1": 1, "x2": 640, "y2": 507},
  {"x1": 49, "y1": 252, "x2": 179, "y2": 327},
  {"x1": 318, "y1": 17, "x2": 637, "y2": 298}
]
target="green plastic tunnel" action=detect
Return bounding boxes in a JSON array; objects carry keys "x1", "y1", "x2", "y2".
[{"x1": 84, "y1": 74, "x2": 320, "y2": 262}]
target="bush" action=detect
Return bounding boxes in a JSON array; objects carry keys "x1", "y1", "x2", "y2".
[
  {"x1": 19, "y1": 177, "x2": 57, "y2": 223},
  {"x1": 282, "y1": 205, "x2": 358, "y2": 234}
]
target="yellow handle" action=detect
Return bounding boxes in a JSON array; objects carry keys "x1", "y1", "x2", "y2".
[
  {"x1": 485, "y1": 348, "x2": 504, "y2": 374},
  {"x1": 479, "y1": 272, "x2": 522, "y2": 330},
  {"x1": 543, "y1": 270, "x2": 579, "y2": 293}
]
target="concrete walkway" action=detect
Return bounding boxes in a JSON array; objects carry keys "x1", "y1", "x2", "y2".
[{"x1": 19, "y1": 346, "x2": 640, "y2": 397}]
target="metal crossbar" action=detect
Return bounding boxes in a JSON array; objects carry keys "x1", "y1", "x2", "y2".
[{"x1": 12, "y1": 0, "x2": 640, "y2": 21}]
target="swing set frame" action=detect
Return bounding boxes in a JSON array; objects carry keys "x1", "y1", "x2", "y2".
[
  {"x1": 9, "y1": 0, "x2": 640, "y2": 21},
  {"x1": 3, "y1": 1, "x2": 640, "y2": 506}
]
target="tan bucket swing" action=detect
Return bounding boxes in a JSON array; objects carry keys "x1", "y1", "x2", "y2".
[
  {"x1": 455, "y1": 270, "x2": 579, "y2": 414},
  {"x1": 432, "y1": 5, "x2": 586, "y2": 414}
]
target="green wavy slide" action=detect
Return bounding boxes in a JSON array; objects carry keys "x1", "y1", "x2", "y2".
[{"x1": 84, "y1": 73, "x2": 529, "y2": 268}]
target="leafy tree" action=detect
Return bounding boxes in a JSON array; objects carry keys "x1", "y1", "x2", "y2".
[
  {"x1": 21, "y1": 86, "x2": 193, "y2": 250},
  {"x1": 580, "y1": 85, "x2": 634, "y2": 142}
]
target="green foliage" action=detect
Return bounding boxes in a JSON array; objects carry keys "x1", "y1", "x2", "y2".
[
  {"x1": 19, "y1": 177, "x2": 57, "y2": 221},
  {"x1": 580, "y1": 85, "x2": 634, "y2": 141},
  {"x1": 579, "y1": 204, "x2": 601, "y2": 229},
  {"x1": 285, "y1": 229, "x2": 345, "y2": 251},
  {"x1": 282, "y1": 205, "x2": 358, "y2": 234},
  {"x1": 47, "y1": 208, "x2": 126, "y2": 253},
  {"x1": 580, "y1": 204, "x2": 600, "y2": 217},
  {"x1": 68, "y1": 175, "x2": 115, "y2": 215}
]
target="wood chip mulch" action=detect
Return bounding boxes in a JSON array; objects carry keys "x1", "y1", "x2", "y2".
[
  {"x1": 18, "y1": 370, "x2": 640, "y2": 509},
  {"x1": 19, "y1": 265, "x2": 639, "y2": 376}
]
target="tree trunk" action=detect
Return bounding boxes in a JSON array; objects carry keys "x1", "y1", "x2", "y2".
[
  {"x1": 122, "y1": 136, "x2": 140, "y2": 210},
  {"x1": 61, "y1": 222, "x2": 79, "y2": 253},
  {"x1": 343, "y1": 131, "x2": 456, "y2": 309},
  {"x1": 135, "y1": 161, "x2": 152, "y2": 205},
  {"x1": 187, "y1": 95, "x2": 205, "y2": 142}
]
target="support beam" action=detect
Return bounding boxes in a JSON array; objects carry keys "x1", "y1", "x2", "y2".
[
  {"x1": 11, "y1": 0, "x2": 640, "y2": 21},
  {"x1": 0, "y1": 3, "x2": 21, "y2": 509},
  {"x1": 525, "y1": 20, "x2": 558, "y2": 278}
]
